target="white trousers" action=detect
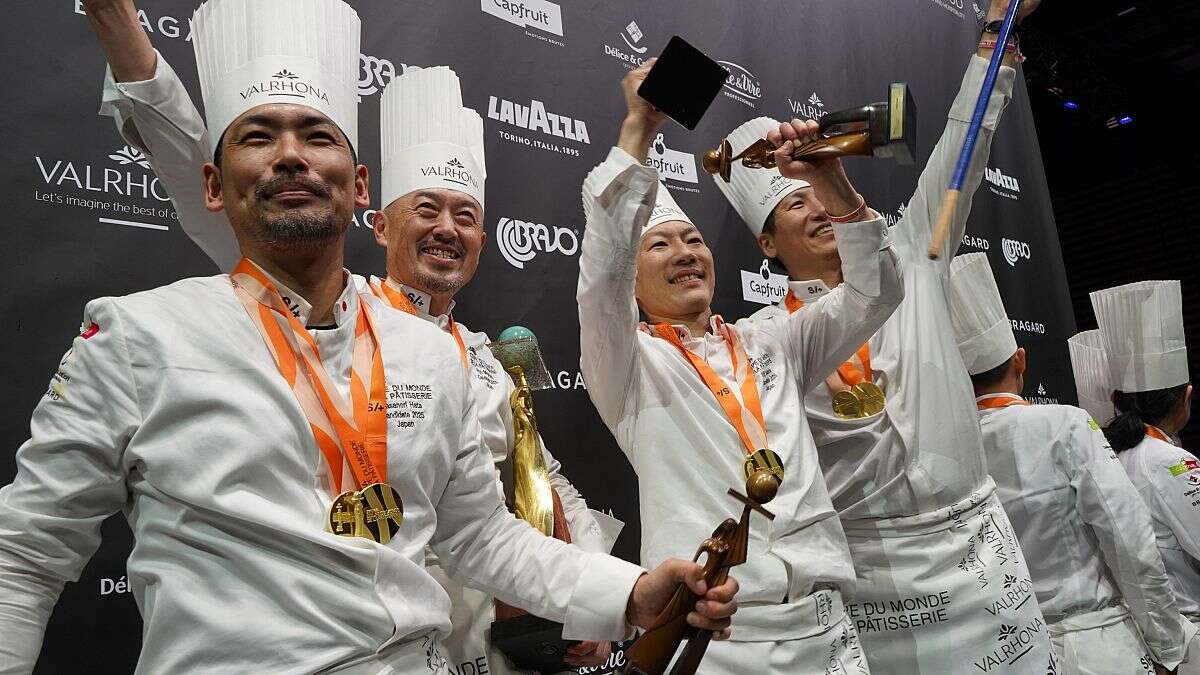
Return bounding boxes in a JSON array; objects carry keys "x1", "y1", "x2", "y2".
[
  {"x1": 841, "y1": 480, "x2": 1056, "y2": 674},
  {"x1": 674, "y1": 588, "x2": 870, "y2": 675},
  {"x1": 1049, "y1": 606, "x2": 1155, "y2": 675}
]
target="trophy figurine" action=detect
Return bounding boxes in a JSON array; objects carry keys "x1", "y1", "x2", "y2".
[
  {"x1": 703, "y1": 82, "x2": 917, "y2": 182},
  {"x1": 488, "y1": 327, "x2": 578, "y2": 674},
  {"x1": 623, "y1": 449, "x2": 784, "y2": 675}
]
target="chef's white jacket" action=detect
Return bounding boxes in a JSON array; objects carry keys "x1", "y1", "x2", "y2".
[
  {"x1": 978, "y1": 396, "x2": 1187, "y2": 668},
  {"x1": 0, "y1": 270, "x2": 643, "y2": 675},
  {"x1": 751, "y1": 55, "x2": 1016, "y2": 520},
  {"x1": 1120, "y1": 434, "x2": 1200, "y2": 618},
  {"x1": 578, "y1": 146, "x2": 902, "y2": 612}
]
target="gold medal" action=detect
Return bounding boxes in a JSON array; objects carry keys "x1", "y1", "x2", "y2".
[
  {"x1": 742, "y1": 448, "x2": 785, "y2": 484},
  {"x1": 854, "y1": 382, "x2": 886, "y2": 417},
  {"x1": 328, "y1": 483, "x2": 404, "y2": 543},
  {"x1": 832, "y1": 389, "x2": 864, "y2": 419}
]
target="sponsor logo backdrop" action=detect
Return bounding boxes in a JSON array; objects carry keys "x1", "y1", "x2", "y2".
[{"x1": 0, "y1": 2, "x2": 1073, "y2": 672}]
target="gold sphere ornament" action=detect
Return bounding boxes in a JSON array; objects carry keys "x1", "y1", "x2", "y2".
[{"x1": 746, "y1": 468, "x2": 780, "y2": 505}]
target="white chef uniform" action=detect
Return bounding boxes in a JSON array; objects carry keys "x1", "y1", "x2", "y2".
[
  {"x1": 1092, "y1": 281, "x2": 1200, "y2": 674},
  {"x1": 579, "y1": 145, "x2": 903, "y2": 673},
  {"x1": 0, "y1": 269, "x2": 643, "y2": 675},
  {"x1": 949, "y1": 253, "x2": 1188, "y2": 673},
  {"x1": 100, "y1": 52, "x2": 621, "y2": 675},
  {"x1": 732, "y1": 56, "x2": 1055, "y2": 673}
]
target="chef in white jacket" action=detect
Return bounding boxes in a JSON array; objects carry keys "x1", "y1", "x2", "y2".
[
  {"x1": 0, "y1": 2, "x2": 741, "y2": 673},
  {"x1": 577, "y1": 61, "x2": 903, "y2": 674},
  {"x1": 718, "y1": 5, "x2": 1056, "y2": 671},
  {"x1": 949, "y1": 253, "x2": 1189, "y2": 675},
  {"x1": 1091, "y1": 280, "x2": 1200, "y2": 674},
  {"x1": 82, "y1": 2, "x2": 622, "y2": 672}
]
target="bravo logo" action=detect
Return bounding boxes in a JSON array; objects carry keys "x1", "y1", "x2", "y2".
[
  {"x1": 496, "y1": 217, "x2": 579, "y2": 269},
  {"x1": 1001, "y1": 238, "x2": 1031, "y2": 267},
  {"x1": 716, "y1": 60, "x2": 762, "y2": 107},
  {"x1": 788, "y1": 92, "x2": 826, "y2": 120},
  {"x1": 358, "y1": 54, "x2": 412, "y2": 99},
  {"x1": 604, "y1": 19, "x2": 648, "y2": 69},
  {"x1": 985, "y1": 166, "x2": 1021, "y2": 200},
  {"x1": 480, "y1": 0, "x2": 564, "y2": 42}
]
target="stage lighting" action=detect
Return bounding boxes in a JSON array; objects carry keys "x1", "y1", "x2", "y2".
[
  {"x1": 1063, "y1": 101, "x2": 1078, "y2": 109},
  {"x1": 1118, "y1": 115, "x2": 1133, "y2": 125}
]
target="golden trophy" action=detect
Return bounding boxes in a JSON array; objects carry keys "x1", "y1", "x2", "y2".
[
  {"x1": 488, "y1": 327, "x2": 578, "y2": 673},
  {"x1": 623, "y1": 449, "x2": 784, "y2": 675},
  {"x1": 703, "y1": 82, "x2": 917, "y2": 182}
]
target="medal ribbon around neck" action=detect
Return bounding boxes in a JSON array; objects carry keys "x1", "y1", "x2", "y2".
[
  {"x1": 369, "y1": 277, "x2": 469, "y2": 370},
  {"x1": 231, "y1": 259, "x2": 388, "y2": 495},
  {"x1": 976, "y1": 393, "x2": 1030, "y2": 410},
  {"x1": 1145, "y1": 425, "x2": 1172, "y2": 443},
  {"x1": 653, "y1": 317, "x2": 768, "y2": 456},
  {"x1": 785, "y1": 290, "x2": 873, "y2": 387}
]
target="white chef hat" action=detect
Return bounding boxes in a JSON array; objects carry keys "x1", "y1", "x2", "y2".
[
  {"x1": 192, "y1": 0, "x2": 360, "y2": 156},
  {"x1": 645, "y1": 182, "x2": 694, "y2": 235},
  {"x1": 713, "y1": 117, "x2": 810, "y2": 236},
  {"x1": 1091, "y1": 280, "x2": 1189, "y2": 393},
  {"x1": 380, "y1": 66, "x2": 486, "y2": 209},
  {"x1": 1067, "y1": 330, "x2": 1115, "y2": 424},
  {"x1": 948, "y1": 253, "x2": 1018, "y2": 375}
]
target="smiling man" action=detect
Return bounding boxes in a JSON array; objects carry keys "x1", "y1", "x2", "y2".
[
  {"x1": 576, "y1": 60, "x2": 903, "y2": 674},
  {"x1": 0, "y1": 1, "x2": 742, "y2": 673},
  {"x1": 85, "y1": 2, "x2": 628, "y2": 672}
]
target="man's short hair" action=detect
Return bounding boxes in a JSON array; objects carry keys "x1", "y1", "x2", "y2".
[{"x1": 969, "y1": 354, "x2": 1015, "y2": 389}]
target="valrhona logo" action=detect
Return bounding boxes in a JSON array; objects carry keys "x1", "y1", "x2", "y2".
[
  {"x1": 34, "y1": 144, "x2": 177, "y2": 231},
  {"x1": 421, "y1": 157, "x2": 480, "y2": 191},
  {"x1": 1029, "y1": 383, "x2": 1059, "y2": 405},
  {"x1": 496, "y1": 217, "x2": 579, "y2": 269},
  {"x1": 241, "y1": 67, "x2": 330, "y2": 106},
  {"x1": 717, "y1": 60, "x2": 762, "y2": 107},
  {"x1": 1001, "y1": 238, "x2": 1031, "y2": 266},
  {"x1": 788, "y1": 91, "x2": 826, "y2": 120},
  {"x1": 973, "y1": 618, "x2": 1045, "y2": 671}
]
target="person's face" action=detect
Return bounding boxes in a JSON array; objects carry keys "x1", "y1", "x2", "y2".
[
  {"x1": 372, "y1": 189, "x2": 485, "y2": 297},
  {"x1": 757, "y1": 187, "x2": 839, "y2": 277},
  {"x1": 202, "y1": 104, "x2": 368, "y2": 249},
  {"x1": 635, "y1": 220, "x2": 715, "y2": 320}
]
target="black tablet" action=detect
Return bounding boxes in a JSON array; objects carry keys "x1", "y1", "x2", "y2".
[{"x1": 637, "y1": 36, "x2": 728, "y2": 130}]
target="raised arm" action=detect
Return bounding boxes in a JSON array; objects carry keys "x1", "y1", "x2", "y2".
[
  {"x1": 86, "y1": 0, "x2": 239, "y2": 272},
  {"x1": 897, "y1": 0, "x2": 1034, "y2": 268},
  {"x1": 0, "y1": 299, "x2": 137, "y2": 672},
  {"x1": 577, "y1": 62, "x2": 665, "y2": 449},
  {"x1": 1068, "y1": 413, "x2": 1187, "y2": 671}
]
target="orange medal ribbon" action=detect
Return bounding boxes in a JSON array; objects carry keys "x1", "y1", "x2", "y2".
[
  {"x1": 231, "y1": 259, "x2": 387, "y2": 494},
  {"x1": 784, "y1": 290, "x2": 872, "y2": 386},
  {"x1": 1145, "y1": 425, "x2": 1171, "y2": 443},
  {"x1": 976, "y1": 393, "x2": 1030, "y2": 410},
  {"x1": 653, "y1": 317, "x2": 767, "y2": 456},
  {"x1": 369, "y1": 277, "x2": 469, "y2": 369}
]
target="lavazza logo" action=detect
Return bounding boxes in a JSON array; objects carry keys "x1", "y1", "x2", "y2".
[
  {"x1": 480, "y1": 0, "x2": 565, "y2": 47},
  {"x1": 487, "y1": 95, "x2": 590, "y2": 157},
  {"x1": 1001, "y1": 237, "x2": 1031, "y2": 266},
  {"x1": 788, "y1": 91, "x2": 826, "y2": 120},
  {"x1": 717, "y1": 60, "x2": 762, "y2": 108},
  {"x1": 34, "y1": 144, "x2": 177, "y2": 231},
  {"x1": 495, "y1": 216, "x2": 579, "y2": 269},
  {"x1": 603, "y1": 19, "x2": 648, "y2": 69},
  {"x1": 985, "y1": 166, "x2": 1021, "y2": 200},
  {"x1": 647, "y1": 133, "x2": 699, "y2": 193}
]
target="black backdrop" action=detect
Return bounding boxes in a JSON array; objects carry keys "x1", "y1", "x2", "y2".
[{"x1": 0, "y1": 2, "x2": 1073, "y2": 673}]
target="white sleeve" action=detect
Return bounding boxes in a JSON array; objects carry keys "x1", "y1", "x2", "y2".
[
  {"x1": 1068, "y1": 414, "x2": 1187, "y2": 668},
  {"x1": 429, "y1": 368, "x2": 643, "y2": 642},
  {"x1": 543, "y1": 445, "x2": 623, "y2": 554},
  {"x1": 1143, "y1": 447, "x2": 1200, "y2": 563},
  {"x1": 0, "y1": 300, "x2": 138, "y2": 674},
  {"x1": 784, "y1": 217, "x2": 904, "y2": 393},
  {"x1": 576, "y1": 147, "x2": 658, "y2": 451},
  {"x1": 99, "y1": 50, "x2": 240, "y2": 272},
  {"x1": 895, "y1": 55, "x2": 1016, "y2": 270}
]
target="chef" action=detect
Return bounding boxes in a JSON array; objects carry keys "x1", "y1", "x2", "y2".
[
  {"x1": 950, "y1": 252, "x2": 1188, "y2": 674},
  {"x1": 1091, "y1": 280, "x2": 1200, "y2": 674},
  {"x1": 83, "y1": 2, "x2": 623, "y2": 671},
  {"x1": 577, "y1": 60, "x2": 903, "y2": 673},
  {"x1": 0, "y1": 2, "x2": 738, "y2": 673},
  {"x1": 716, "y1": 3, "x2": 1056, "y2": 671}
]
